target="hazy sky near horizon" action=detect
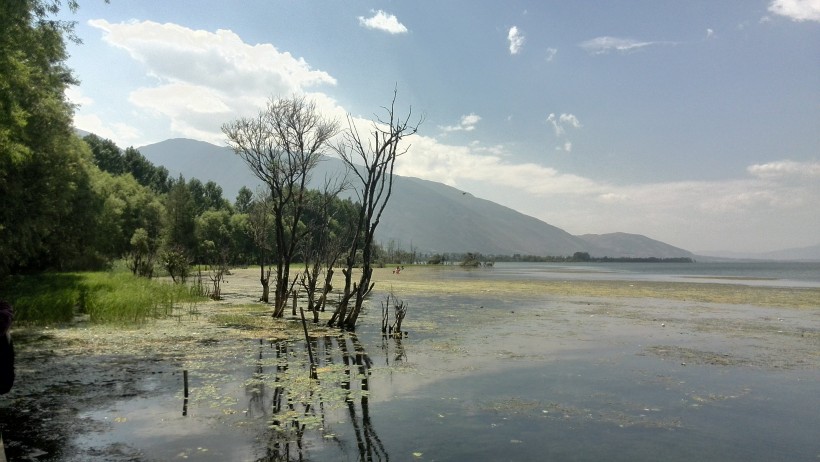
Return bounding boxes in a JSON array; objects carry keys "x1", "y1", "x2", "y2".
[{"x1": 61, "y1": 1, "x2": 819, "y2": 254}]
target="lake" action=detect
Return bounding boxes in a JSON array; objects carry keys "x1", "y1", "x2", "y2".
[{"x1": 5, "y1": 263, "x2": 819, "y2": 461}]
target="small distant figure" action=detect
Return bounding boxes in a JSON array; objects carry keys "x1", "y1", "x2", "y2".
[
  {"x1": 393, "y1": 266, "x2": 401, "y2": 275},
  {"x1": 0, "y1": 301, "x2": 14, "y2": 395}
]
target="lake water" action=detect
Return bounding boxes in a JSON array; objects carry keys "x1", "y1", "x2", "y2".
[
  {"x1": 61, "y1": 263, "x2": 820, "y2": 461},
  {"x1": 448, "y1": 261, "x2": 820, "y2": 288}
]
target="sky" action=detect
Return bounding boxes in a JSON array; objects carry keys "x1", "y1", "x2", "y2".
[{"x1": 59, "y1": 0, "x2": 820, "y2": 254}]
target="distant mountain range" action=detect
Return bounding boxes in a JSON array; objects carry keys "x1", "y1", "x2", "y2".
[
  {"x1": 132, "y1": 138, "x2": 688, "y2": 259},
  {"x1": 700, "y1": 244, "x2": 820, "y2": 262}
]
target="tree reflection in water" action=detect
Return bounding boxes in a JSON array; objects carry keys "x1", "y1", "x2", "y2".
[{"x1": 248, "y1": 333, "x2": 392, "y2": 461}]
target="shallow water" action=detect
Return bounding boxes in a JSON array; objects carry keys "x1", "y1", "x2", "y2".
[
  {"x1": 4, "y1": 265, "x2": 819, "y2": 461},
  {"x1": 446, "y1": 261, "x2": 820, "y2": 288},
  {"x1": 59, "y1": 289, "x2": 820, "y2": 461}
]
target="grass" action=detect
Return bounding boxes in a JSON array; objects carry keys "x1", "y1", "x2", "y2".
[{"x1": 4, "y1": 271, "x2": 203, "y2": 325}]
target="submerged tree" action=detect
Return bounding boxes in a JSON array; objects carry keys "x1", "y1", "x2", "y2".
[
  {"x1": 223, "y1": 95, "x2": 339, "y2": 317},
  {"x1": 328, "y1": 91, "x2": 422, "y2": 330}
]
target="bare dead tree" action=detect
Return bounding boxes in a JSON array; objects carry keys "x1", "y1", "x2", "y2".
[
  {"x1": 223, "y1": 95, "x2": 339, "y2": 317},
  {"x1": 328, "y1": 90, "x2": 422, "y2": 330},
  {"x1": 297, "y1": 182, "x2": 347, "y2": 323},
  {"x1": 380, "y1": 292, "x2": 408, "y2": 337},
  {"x1": 246, "y1": 191, "x2": 274, "y2": 303}
]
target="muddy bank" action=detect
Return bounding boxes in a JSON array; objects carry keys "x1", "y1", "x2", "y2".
[{"x1": 1, "y1": 266, "x2": 818, "y2": 461}]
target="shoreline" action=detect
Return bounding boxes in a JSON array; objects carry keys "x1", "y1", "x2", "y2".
[
  {"x1": 368, "y1": 266, "x2": 820, "y2": 309},
  {"x1": 1, "y1": 266, "x2": 818, "y2": 460}
]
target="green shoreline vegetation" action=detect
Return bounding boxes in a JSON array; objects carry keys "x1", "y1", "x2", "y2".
[
  {"x1": 7, "y1": 270, "x2": 202, "y2": 325},
  {"x1": 6, "y1": 264, "x2": 819, "y2": 328}
]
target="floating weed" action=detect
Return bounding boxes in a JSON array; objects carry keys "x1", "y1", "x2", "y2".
[{"x1": 369, "y1": 267, "x2": 820, "y2": 309}]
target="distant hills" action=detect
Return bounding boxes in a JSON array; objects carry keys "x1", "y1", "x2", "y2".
[
  {"x1": 702, "y1": 244, "x2": 820, "y2": 262},
  {"x1": 136, "y1": 138, "x2": 695, "y2": 258}
]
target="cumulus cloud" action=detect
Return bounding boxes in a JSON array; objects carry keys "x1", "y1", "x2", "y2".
[
  {"x1": 87, "y1": 19, "x2": 342, "y2": 143},
  {"x1": 579, "y1": 36, "x2": 657, "y2": 54},
  {"x1": 358, "y1": 10, "x2": 408, "y2": 34},
  {"x1": 396, "y1": 136, "x2": 819, "y2": 252},
  {"x1": 768, "y1": 0, "x2": 820, "y2": 22},
  {"x1": 547, "y1": 113, "x2": 581, "y2": 136},
  {"x1": 66, "y1": 85, "x2": 144, "y2": 145},
  {"x1": 546, "y1": 113, "x2": 581, "y2": 152},
  {"x1": 508, "y1": 26, "x2": 525, "y2": 54},
  {"x1": 78, "y1": 19, "x2": 818, "y2": 253},
  {"x1": 439, "y1": 113, "x2": 482, "y2": 132}
]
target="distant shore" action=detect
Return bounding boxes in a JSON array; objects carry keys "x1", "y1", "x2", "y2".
[{"x1": 368, "y1": 265, "x2": 820, "y2": 309}]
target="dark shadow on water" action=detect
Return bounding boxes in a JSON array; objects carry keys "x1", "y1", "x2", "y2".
[{"x1": 250, "y1": 333, "x2": 391, "y2": 461}]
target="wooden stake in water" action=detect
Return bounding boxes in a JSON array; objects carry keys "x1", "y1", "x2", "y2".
[
  {"x1": 299, "y1": 307, "x2": 317, "y2": 379},
  {"x1": 183, "y1": 370, "x2": 189, "y2": 398}
]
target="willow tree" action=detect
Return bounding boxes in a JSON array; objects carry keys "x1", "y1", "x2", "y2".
[
  {"x1": 328, "y1": 91, "x2": 422, "y2": 330},
  {"x1": 223, "y1": 96, "x2": 339, "y2": 317}
]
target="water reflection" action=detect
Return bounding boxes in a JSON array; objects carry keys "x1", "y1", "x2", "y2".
[{"x1": 248, "y1": 333, "x2": 393, "y2": 461}]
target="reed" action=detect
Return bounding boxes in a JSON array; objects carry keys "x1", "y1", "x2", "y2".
[{"x1": 5, "y1": 271, "x2": 202, "y2": 325}]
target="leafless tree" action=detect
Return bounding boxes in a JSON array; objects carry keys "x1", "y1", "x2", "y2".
[
  {"x1": 298, "y1": 180, "x2": 351, "y2": 322},
  {"x1": 223, "y1": 95, "x2": 339, "y2": 317},
  {"x1": 246, "y1": 191, "x2": 274, "y2": 303},
  {"x1": 328, "y1": 90, "x2": 422, "y2": 330}
]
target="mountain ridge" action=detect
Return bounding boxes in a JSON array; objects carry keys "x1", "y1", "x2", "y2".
[{"x1": 137, "y1": 138, "x2": 694, "y2": 258}]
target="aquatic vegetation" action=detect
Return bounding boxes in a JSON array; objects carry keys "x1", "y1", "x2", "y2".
[{"x1": 7, "y1": 271, "x2": 203, "y2": 325}]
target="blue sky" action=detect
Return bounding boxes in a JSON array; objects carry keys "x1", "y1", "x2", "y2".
[{"x1": 61, "y1": 1, "x2": 819, "y2": 254}]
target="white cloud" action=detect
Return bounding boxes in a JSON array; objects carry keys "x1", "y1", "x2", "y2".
[
  {"x1": 66, "y1": 85, "x2": 143, "y2": 144},
  {"x1": 65, "y1": 86, "x2": 93, "y2": 107},
  {"x1": 545, "y1": 47, "x2": 558, "y2": 62},
  {"x1": 705, "y1": 28, "x2": 715, "y2": 39},
  {"x1": 358, "y1": 10, "x2": 408, "y2": 34},
  {"x1": 73, "y1": 112, "x2": 143, "y2": 145},
  {"x1": 76, "y1": 19, "x2": 818, "y2": 253},
  {"x1": 547, "y1": 113, "x2": 581, "y2": 135},
  {"x1": 546, "y1": 113, "x2": 581, "y2": 152},
  {"x1": 508, "y1": 26, "x2": 525, "y2": 54},
  {"x1": 768, "y1": 0, "x2": 820, "y2": 22},
  {"x1": 747, "y1": 160, "x2": 820, "y2": 178},
  {"x1": 396, "y1": 139, "x2": 819, "y2": 252},
  {"x1": 579, "y1": 36, "x2": 656, "y2": 54},
  {"x1": 439, "y1": 113, "x2": 482, "y2": 132},
  {"x1": 87, "y1": 19, "x2": 342, "y2": 144}
]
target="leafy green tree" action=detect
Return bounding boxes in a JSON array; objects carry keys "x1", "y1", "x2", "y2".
[
  {"x1": 234, "y1": 186, "x2": 254, "y2": 214},
  {"x1": 92, "y1": 170, "x2": 165, "y2": 261},
  {"x1": 229, "y1": 212, "x2": 255, "y2": 266},
  {"x1": 163, "y1": 176, "x2": 197, "y2": 260},
  {"x1": 196, "y1": 209, "x2": 234, "y2": 258},
  {"x1": 187, "y1": 178, "x2": 207, "y2": 215},
  {"x1": 128, "y1": 228, "x2": 155, "y2": 277},
  {"x1": 123, "y1": 146, "x2": 170, "y2": 193},
  {"x1": 203, "y1": 180, "x2": 230, "y2": 211},
  {"x1": 84, "y1": 133, "x2": 124, "y2": 174},
  {"x1": 0, "y1": 0, "x2": 88, "y2": 276}
]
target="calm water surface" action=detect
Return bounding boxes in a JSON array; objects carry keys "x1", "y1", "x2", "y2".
[
  {"x1": 448, "y1": 261, "x2": 820, "y2": 288},
  {"x1": 68, "y1": 263, "x2": 819, "y2": 461}
]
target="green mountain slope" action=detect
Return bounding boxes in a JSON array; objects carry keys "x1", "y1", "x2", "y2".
[{"x1": 138, "y1": 138, "x2": 692, "y2": 258}]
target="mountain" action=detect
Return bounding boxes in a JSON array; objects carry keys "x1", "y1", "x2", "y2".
[
  {"x1": 577, "y1": 233, "x2": 695, "y2": 259},
  {"x1": 138, "y1": 138, "x2": 691, "y2": 258},
  {"x1": 702, "y1": 244, "x2": 820, "y2": 262}
]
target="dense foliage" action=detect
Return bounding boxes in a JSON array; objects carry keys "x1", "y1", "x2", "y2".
[{"x1": 1, "y1": 2, "x2": 413, "y2": 333}]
